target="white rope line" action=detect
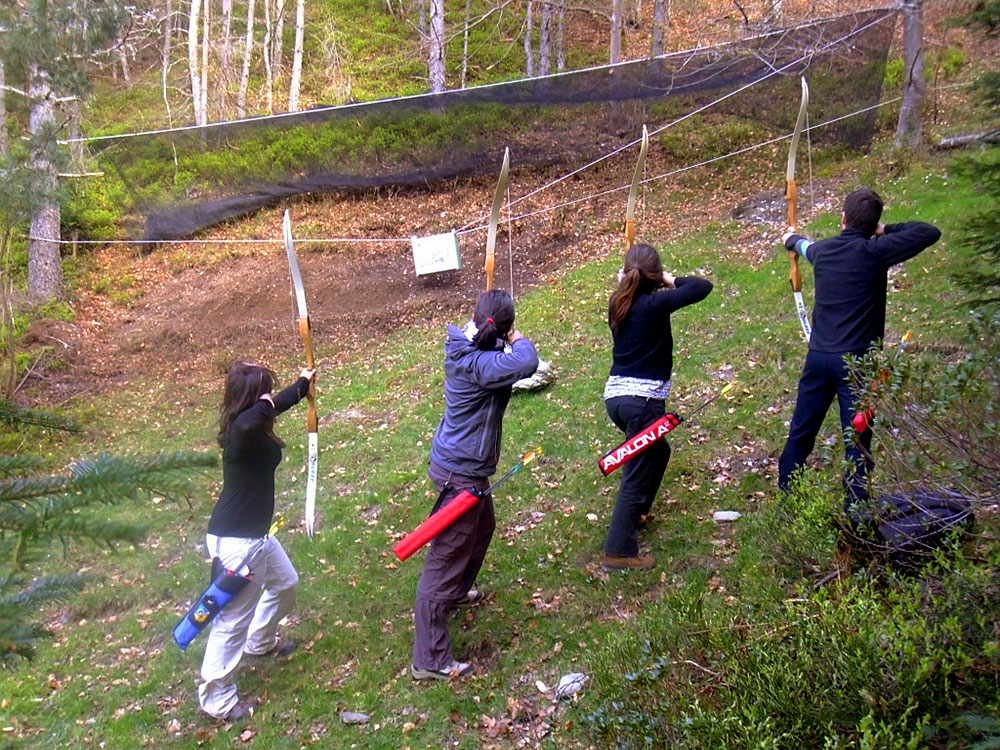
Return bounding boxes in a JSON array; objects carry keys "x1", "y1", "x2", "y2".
[
  {"x1": 30, "y1": 82, "x2": 973, "y2": 249},
  {"x1": 457, "y1": 9, "x2": 896, "y2": 232},
  {"x1": 26, "y1": 236, "x2": 411, "y2": 246},
  {"x1": 458, "y1": 79, "x2": 973, "y2": 234},
  {"x1": 644, "y1": 11, "x2": 894, "y2": 143},
  {"x1": 59, "y1": 9, "x2": 889, "y2": 145},
  {"x1": 506, "y1": 180, "x2": 514, "y2": 298},
  {"x1": 805, "y1": 108, "x2": 816, "y2": 222},
  {"x1": 457, "y1": 96, "x2": 902, "y2": 233}
]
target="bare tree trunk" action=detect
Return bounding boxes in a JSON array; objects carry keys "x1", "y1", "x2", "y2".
[
  {"x1": 0, "y1": 60, "x2": 8, "y2": 156},
  {"x1": 238, "y1": 0, "x2": 256, "y2": 116},
  {"x1": 188, "y1": 0, "x2": 204, "y2": 125},
  {"x1": 27, "y1": 64, "x2": 62, "y2": 301},
  {"x1": 200, "y1": 0, "x2": 210, "y2": 123},
  {"x1": 539, "y1": 1, "x2": 552, "y2": 76},
  {"x1": 650, "y1": 0, "x2": 668, "y2": 57},
  {"x1": 0, "y1": 229, "x2": 16, "y2": 398},
  {"x1": 894, "y1": 0, "x2": 925, "y2": 150},
  {"x1": 67, "y1": 99, "x2": 85, "y2": 169},
  {"x1": 556, "y1": 0, "x2": 565, "y2": 71},
  {"x1": 610, "y1": 0, "x2": 623, "y2": 64},
  {"x1": 263, "y1": 0, "x2": 274, "y2": 112},
  {"x1": 162, "y1": 0, "x2": 174, "y2": 123},
  {"x1": 273, "y1": 0, "x2": 287, "y2": 76},
  {"x1": 428, "y1": 0, "x2": 445, "y2": 92},
  {"x1": 288, "y1": 0, "x2": 305, "y2": 110},
  {"x1": 418, "y1": 0, "x2": 426, "y2": 43},
  {"x1": 626, "y1": 0, "x2": 640, "y2": 27},
  {"x1": 933, "y1": 130, "x2": 1000, "y2": 149},
  {"x1": 221, "y1": 0, "x2": 233, "y2": 83},
  {"x1": 460, "y1": 0, "x2": 471, "y2": 88},
  {"x1": 525, "y1": 0, "x2": 534, "y2": 76},
  {"x1": 119, "y1": 49, "x2": 132, "y2": 87}
]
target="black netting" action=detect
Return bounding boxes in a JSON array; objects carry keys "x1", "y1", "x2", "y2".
[{"x1": 87, "y1": 8, "x2": 897, "y2": 241}]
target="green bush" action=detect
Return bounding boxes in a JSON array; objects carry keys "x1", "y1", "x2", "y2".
[
  {"x1": 583, "y1": 312, "x2": 1000, "y2": 749},
  {"x1": 585, "y1": 543, "x2": 1000, "y2": 748}
]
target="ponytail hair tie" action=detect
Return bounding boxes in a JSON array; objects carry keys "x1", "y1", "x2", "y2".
[{"x1": 486, "y1": 317, "x2": 494, "y2": 324}]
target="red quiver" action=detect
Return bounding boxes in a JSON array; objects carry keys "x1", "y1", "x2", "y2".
[
  {"x1": 852, "y1": 408, "x2": 874, "y2": 433},
  {"x1": 852, "y1": 368, "x2": 890, "y2": 433},
  {"x1": 393, "y1": 489, "x2": 483, "y2": 561},
  {"x1": 599, "y1": 413, "x2": 683, "y2": 476}
]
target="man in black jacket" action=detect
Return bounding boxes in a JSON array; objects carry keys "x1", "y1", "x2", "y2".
[{"x1": 778, "y1": 187, "x2": 941, "y2": 504}]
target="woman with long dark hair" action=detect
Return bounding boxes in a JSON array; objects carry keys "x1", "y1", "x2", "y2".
[
  {"x1": 602, "y1": 244, "x2": 712, "y2": 571},
  {"x1": 197, "y1": 361, "x2": 315, "y2": 721},
  {"x1": 411, "y1": 290, "x2": 538, "y2": 680}
]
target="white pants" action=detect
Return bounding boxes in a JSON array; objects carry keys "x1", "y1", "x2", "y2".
[{"x1": 197, "y1": 534, "x2": 298, "y2": 719}]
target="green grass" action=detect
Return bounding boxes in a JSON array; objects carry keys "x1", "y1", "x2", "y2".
[{"x1": 2, "y1": 147, "x2": 998, "y2": 748}]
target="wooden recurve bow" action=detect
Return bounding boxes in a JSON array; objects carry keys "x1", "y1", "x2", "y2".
[
  {"x1": 785, "y1": 77, "x2": 812, "y2": 343},
  {"x1": 625, "y1": 124, "x2": 649, "y2": 249},
  {"x1": 283, "y1": 209, "x2": 318, "y2": 538},
  {"x1": 485, "y1": 148, "x2": 510, "y2": 292}
]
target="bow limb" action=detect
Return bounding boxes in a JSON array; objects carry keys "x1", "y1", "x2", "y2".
[
  {"x1": 785, "y1": 77, "x2": 811, "y2": 343},
  {"x1": 625, "y1": 124, "x2": 649, "y2": 249},
  {"x1": 485, "y1": 148, "x2": 510, "y2": 291},
  {"x1": 283, "y1": 210, "x2": 319, "y2": 538}
]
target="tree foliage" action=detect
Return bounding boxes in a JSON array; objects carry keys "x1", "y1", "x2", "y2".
[
  {"x1": 951, "y1": 149, "x2": 1000, "y2": 307},
  {"x1": 0, "y1": 404, "x2": 216, "y2": 666},
  {"x1": 0, "y1": 1, "x2": 128, "y2": 93},
  {"x1": 0, "y1": 0, "x2": 131, "y2": 299},
  {"x1": 949, "y1": 0, "x2": 1000, "y2": 34}
]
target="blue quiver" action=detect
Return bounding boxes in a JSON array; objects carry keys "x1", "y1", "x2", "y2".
[{"x1": 173, "y1": 563, "x2": 251, "y2": 650}]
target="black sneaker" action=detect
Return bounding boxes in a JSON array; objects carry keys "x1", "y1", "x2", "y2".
[{"x1": 601, "y1": 554, "x2": 655, "y2": 572}]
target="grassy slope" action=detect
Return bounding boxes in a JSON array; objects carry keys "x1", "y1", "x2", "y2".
[{"x1": 2, "y1": 145, "x2": 995, "y2": 748}]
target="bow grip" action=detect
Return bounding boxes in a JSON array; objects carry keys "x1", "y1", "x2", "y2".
[
  {"x1": 788, "y1": 252, "x2": 803, "y2": 293},
  {"x1": 785, "y1": 179, "x2": 798, "y2": 230},
  {"x1": 298, "y1": 316, "x2": 318, "y2": 432}
]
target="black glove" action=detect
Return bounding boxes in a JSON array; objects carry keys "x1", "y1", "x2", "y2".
[{"x1": 784, "y1": 233, "x2": 804, "y2": 253}]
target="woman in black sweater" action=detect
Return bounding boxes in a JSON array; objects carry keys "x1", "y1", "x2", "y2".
[
  {"x1": 602, "y1": 244, "x2": 712, "y2": 571},
  {"x1": 197, "y1": 361, "x2": 315, "y2": 721}
]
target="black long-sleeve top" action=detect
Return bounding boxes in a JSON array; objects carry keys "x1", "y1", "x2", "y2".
[
  {"x1": 608, "y1": 275, "x2": 714, "y2": 381},
  {"x1": 790, "y1": 222, "x2": 941, "y2": 353},
  {"x1": 207, "y1": 377, "x2": 309, "y2": 538}
]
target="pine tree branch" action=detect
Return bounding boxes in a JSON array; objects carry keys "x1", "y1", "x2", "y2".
[
  {"x1": 0, "y1": 456, "x2": 44, "y2": 479},
  {"x1": 0, "y1": 400, "x2": 81, "y2": 433}
]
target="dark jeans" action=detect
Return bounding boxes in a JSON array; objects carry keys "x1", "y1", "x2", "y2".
[
  {"x1": 603, "y1": 396, "x2": 671, "y2": 557},
  {"x1": 413, "y1": 462, "x2": 494, "y2": 670},
  {"x1": 778, "y1": 349, "x2": 873, "y2": 503}
]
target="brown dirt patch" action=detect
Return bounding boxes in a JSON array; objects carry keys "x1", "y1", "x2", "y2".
[{"x1": 25, "y1": 145, "x2": 745, "y2": 403}]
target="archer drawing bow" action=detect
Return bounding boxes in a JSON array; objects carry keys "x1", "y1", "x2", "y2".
[{"x1": 283, "y1": 210, "x2": 318, "y2": 538}]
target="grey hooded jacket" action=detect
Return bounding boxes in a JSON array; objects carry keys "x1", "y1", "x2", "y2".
[{"x1": 429, "y1": 324, "x2": 539, "y2": 478}]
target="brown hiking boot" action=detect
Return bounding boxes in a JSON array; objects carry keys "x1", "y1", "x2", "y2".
[{"x1": 601, "y1": 554, "x2": 655, "y2": 572}]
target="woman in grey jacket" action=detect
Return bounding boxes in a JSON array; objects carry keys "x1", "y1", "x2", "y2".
[{"x1": 411, "y1": 290, "x2": 538, "y2": 681}]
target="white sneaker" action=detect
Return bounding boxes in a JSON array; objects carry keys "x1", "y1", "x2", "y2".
[
  {"x1": 410, "y1": 660, "x2": 474, "y2": 681},
  {"x1": 456, "y1": 589, "x2": 485, "y2": 607}
]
